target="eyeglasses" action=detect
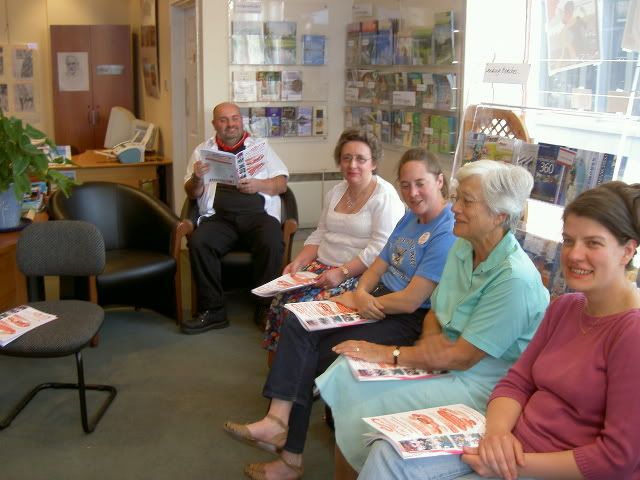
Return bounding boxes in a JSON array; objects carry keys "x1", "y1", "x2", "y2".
[
  {"x1": 449, "y1": 193, "x2": 479, "y2": 208},
  {"x1": 340, "y1": 154, "x2": 372, "y2": 164}
]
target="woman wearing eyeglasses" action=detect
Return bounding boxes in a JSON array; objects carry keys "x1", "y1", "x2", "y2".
[
  {"x1": 225, "y1": 148, "x2": 457, "y2": 479},
  {"x1": 261, "y1": 128, "x2": 405, "y2": 353},
  {"x1": 316, "y1": 160, "x2": 550, "y2": 479}
]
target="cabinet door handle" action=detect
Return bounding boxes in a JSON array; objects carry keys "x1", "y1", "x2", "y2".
[{"x1": 94, "y1": 107, "x2": 100, "y2": 125}]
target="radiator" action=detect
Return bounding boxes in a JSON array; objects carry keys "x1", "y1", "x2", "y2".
[{"x1": 288, "y1": 171, "x2": 342, "y2": 228}]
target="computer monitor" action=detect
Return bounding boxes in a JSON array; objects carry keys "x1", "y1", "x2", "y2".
[{"x1": 104, "y1": 106, "x2": 158, "y2": 151}]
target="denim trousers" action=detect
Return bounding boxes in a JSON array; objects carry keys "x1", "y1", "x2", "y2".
[{"x1": 262, "y1": 307, "x2": 427, "y2": 454}]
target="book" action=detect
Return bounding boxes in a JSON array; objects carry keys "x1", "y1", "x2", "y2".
[
  {"x1": 284, "y1": 300, "x2": 377, "y2": 331},
  {"x1": 358, "y1": 69, "x2": 376, "y2": 104},
  {"x1": 433, "y1": 11, "x2": 455, "y2": 65},
  {"x1": 251, "y1": 271, "x2": 318, "y2": 297},
  {"x1": 394, "y1": 30, "x2": 413, "y2": 65},
  {"x1": 373, "y1": 19, "x2": 395, "y2": 65},
  {"x1": 347, "y1": 357, "x2": 445, "y2": 382},
  {"x1": 312, "y1": 106, "x2": 326, "y2": 136},
  {"x1": 363, "y1": 404, "x2": 485, "y2": 460},
  {"x1": 232, "y1": 70, "x2": 257, "y2": 102},
  {"x1": 264, "y1": 21, "x2": 297, "y2": 64},
  {"x1": 359, "y1": 20, "x2": 378, "y2": 65},
  {"x1": 200, "y1": 140, "x2": 266, "y2": 186},
  {"x1": 296, "y1": 106, "x2": 313, "y2": 136},
  {"x1": 530, "y1": 143, "x2": 567, "y2": 203},
  {"x1": 0, "y1": 305, "x2": 58, "y2": 347},
  {"x1": 281, "y1": 106, "x2": 298, "y2": 137},
  {"x1": 281, "y1": 70, "x2": 303, "y2": 101},
  {"x1": 302, "y1": 34, "x2": 326, "y2": 65},
  {"x1": 256, "y1": 71, "x2": 281, "y2": 101},
  {"x1": 265, "y1": 107, "x2": 282, "y2": 137},
  {"x1": 345, "y1": 22, "x2": 361, "y2": 66},
  {"x1": 412, "y1": 27, "x2": 433, "y2": 65},
  {"x1": 249, "y1": 107, "x2": 270, "y2": 138},
  {"x1": 231, "y1": 21, "x2": 265, "y2": 65}
]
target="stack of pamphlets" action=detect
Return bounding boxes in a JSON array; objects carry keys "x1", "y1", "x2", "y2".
[
  {"x1": 251, "y1": 272, "x2": 318, "y2": 298},
  {"x1": 284, "y1": 300, "x2": 376, "y2": 331},
  {"x1": 363, "y1": 404, "x2": 485, "y2": 459},
  {"x1": 0, "y1": 306, "x2": 58, "y2": 347},
  {"x1": 346, "y1": 357, "x2": 446, "y2": 382}
]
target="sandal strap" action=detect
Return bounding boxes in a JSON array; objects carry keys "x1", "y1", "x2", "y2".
[
  {"x1": 280, "y1": 457, "x2": 304, "y2": 476},
  {"x1": 265, "y1": 413, "x2": 289, "y2": 432}
]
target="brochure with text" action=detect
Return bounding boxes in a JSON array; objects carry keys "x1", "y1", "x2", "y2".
[
  {"x1": 347, "y1": 357, "x2": 446, "y2": 382},
  {"x1": 284, "y1": 301, "x2": 376, "y2": 332},
  {"x1": 200, "y1": 140, "x2": 266, "y2": 186},
  {"x1": 251, "y1": 271, "x2": 318, "y2": 298},
  {"x1": 363, "y1": 404, "x2": 485, "y2": 460},
  {"x1": 0, "y1": 306, "x2": 58, "y2": 346}
]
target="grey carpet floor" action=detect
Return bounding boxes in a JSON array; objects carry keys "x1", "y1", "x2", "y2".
[{"x1": 0, "y1": 292, "x2": 335, "y2": 479}]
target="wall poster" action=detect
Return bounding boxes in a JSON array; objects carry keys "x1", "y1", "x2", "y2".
[{"x1": 141, "y1": 0, "x2": 160, "y2": 98}]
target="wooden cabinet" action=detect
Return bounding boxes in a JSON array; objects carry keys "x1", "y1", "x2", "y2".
[{"x1": 50, "y1": 25, "x2": 134, "y2": 153}]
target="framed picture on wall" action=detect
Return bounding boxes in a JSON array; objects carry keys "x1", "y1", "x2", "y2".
[{"x1": 140, "y1": 0, "x2": 160, "y2": 98}]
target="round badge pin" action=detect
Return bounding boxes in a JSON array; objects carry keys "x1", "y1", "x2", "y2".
[{"x1": 418, "y1": 232, "x2": 431, "y2": 245}]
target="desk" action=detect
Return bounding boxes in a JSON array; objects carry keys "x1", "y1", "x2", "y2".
[
  {"x1": 0, "y1": 214, "x2": 47, "y2": 311},
  {"x1": 51, "y1": 150, "x2": 173, "y2": 205}
]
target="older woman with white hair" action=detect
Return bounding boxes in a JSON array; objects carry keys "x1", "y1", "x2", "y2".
[{"x1": 317, "y1": 160, "x2": 551, "y2": 479}]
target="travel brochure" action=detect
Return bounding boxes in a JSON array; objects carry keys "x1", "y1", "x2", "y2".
[
  {"x1": 345, "y1": 69, "x2": 456, "y2": 111},
  {"x1": 346, "y1": 357, "x2": 446, "y2": 382},
  {"x1": 345, "y1": 11, "x2": 455, "y2": 67},
  {"x1": 462, "y1": 133, "x2": 623, "y2": 207},
  {"x1": 363, "y1": 404, "x2": 485, "y2": 460},
  {"x1": 251, "y1": 271, "x2": 318, "y2": 298},
  {"x1": 199, "y1": 140, "x2": 266, "y2": 186},
  {"x1": 345, "y1": 107, "x2": 456, "y2": 153},
  {"x1": 232, "y1": 69, "x2": 305, "y2": 103},
  {"x1": 231, "y1": 20, "x2": 327, "y2": 66},
  {"x1": 240, "y1": 106, "x2": 326, "y2": 138},
  {"x1": 284, "y1": 301, "x2": 376, "y2": 332},
  {"x1": 0, "y1": 306, "x2": 58, "y2": 347}
]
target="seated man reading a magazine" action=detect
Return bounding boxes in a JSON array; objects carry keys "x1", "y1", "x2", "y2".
[
  {"x1": 224, "y1": 148, "x2": 457, "y2": 479},
  {"x1": 316, "y1": 160, "x2": 550, "y2": 479}
]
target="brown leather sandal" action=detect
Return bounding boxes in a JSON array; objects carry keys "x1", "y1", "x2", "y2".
[
  {"x1": 244, "y1": 457, "x2": 304, "y2": 480},
  {"x1": 223, "y1": 413, "x2": 288, "y2": 455}
]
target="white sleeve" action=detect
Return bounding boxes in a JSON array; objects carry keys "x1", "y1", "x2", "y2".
[{"x1": 264, "y1": 142, "x2": 289, "y2": 178}]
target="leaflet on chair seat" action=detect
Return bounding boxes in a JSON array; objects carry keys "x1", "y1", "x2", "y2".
[{"x1": 0, "y1": 306, "x2": 58, "y2": 347}]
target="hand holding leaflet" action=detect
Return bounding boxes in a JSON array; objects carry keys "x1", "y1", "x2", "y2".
[
  {"x1": 200, "y1": 140, "x2": 267, "y2": 186},
  {"x1": 251, "y1": 271, "x2": 319, "y2": 297}
]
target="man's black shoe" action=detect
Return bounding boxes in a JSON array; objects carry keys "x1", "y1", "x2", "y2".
[{"x1": 181, "y1": 308, "x2": 229, "y2": 334}]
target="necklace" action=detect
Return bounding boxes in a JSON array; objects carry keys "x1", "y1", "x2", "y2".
[
  {"x1": 579, "y1": 307, "x2": 603, "y2": 335},
  {"x1": 345, "y1": 179, "x2": 374, "y2": 211}
]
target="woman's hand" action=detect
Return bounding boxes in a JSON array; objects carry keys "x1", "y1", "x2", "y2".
[
  {"x1": 332, "y1": 340, "x2": 392, "y2": 363},
  {"x1": 475, "y1": 432, "x2": 525, "y2": 480},
  {"x1": 315, "y1": 268, "x2": 345, "y2": 289},
  {"x1": 461, "y1": 447, "x2": 500, "y2": 478},
  {"x1": 354, "y1": 290, "x2": 385, "y2": 320},
  {"x1": 332, "y1": 292, "x2": 356, "y2": 309}
]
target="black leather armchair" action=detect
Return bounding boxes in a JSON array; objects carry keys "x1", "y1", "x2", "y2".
[
  {"x1": 181, "y1": 187, "x2": 299, "y2": 314},
  {"x1": 49, "y1": 182, "x2": 193, "y2": 324}
]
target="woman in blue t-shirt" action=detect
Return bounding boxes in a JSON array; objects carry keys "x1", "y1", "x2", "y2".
[{"x1": 223, "y1": 148, "x2": 457, "y2": 480}]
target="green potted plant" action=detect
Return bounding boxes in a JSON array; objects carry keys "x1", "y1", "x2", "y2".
[{"x1": 0, "y1": 110, "x2": 75, "y2": 229}]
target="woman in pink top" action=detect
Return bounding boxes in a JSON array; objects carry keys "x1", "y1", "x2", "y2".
[{"x1": 359, "y1": 181, "x2": 640, "y2": 480}]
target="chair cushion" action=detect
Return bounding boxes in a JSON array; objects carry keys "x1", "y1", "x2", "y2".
[
  {"x1": 0, "y1": 300, "x2": 104, "y2": 358},
  {"x1": 98, "y1": 249, "x2": 176, "y2": 287}
]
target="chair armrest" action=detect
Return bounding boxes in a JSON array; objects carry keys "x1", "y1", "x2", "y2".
[
  {"x1": 281, "y1": 218, "x2": 298, "y2": 270},
  {"x1": 171, "y1": 219, "x2": 194, "y2": 261}
]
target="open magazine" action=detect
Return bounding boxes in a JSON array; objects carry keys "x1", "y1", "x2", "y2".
[
  {"x1": 363, "y1": 404, "x2": 485, "y2": 460},
  {"x1": 0, "y1": 306, "x2": 58, "y2": 347},
  {"x1": 284, "y1": 300, "x2": 377, "y2": 331},
  {"x1": 200, "y1": 140, "x2": 267, "y2": 186},
  {"x1": 251, "y1": 272, "x2": 319, "y2": 298},
  {"x1": 346, "y1": 357, "x2": 446, "y2": 382}
]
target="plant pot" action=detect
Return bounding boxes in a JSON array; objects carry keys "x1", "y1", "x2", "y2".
[{"x1": 0, "y1": 184, "x2": 22, "y2": 229}]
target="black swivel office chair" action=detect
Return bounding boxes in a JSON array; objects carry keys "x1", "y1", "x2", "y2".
[{"x1": 0, "y1": 220, "x2": 116, "y2": 433}]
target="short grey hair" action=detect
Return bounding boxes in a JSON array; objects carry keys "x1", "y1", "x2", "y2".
[{"x1": 453, "y1": 160, "x2": 533, "y2": 232}]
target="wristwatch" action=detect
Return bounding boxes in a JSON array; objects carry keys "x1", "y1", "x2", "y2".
[
  {"x1": 392, "y1": 346, "x2": 401, "y2": 366},
  {"x1": 340, "y1": 265, "x2": 350, "y2": 278}
]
